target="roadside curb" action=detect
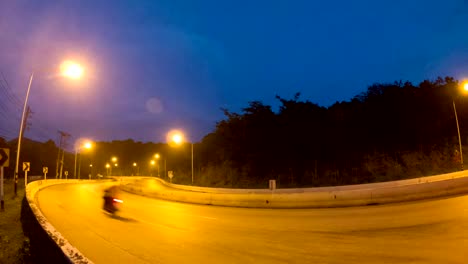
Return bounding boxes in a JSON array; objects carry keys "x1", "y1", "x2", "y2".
[
  {"x1": 120, "y1": 171, "x2": 468, "y2": 208},
  {"x1": 25, "y1": 179, "x2": 112, "y2": 264}
]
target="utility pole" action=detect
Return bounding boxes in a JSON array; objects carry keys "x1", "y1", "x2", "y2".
[
  {"x1": 56, "y1": 132, "x2": 63, "y2": 178},
  {"x1": 60, "y1": 132, "x2": 71, "y2": 179},
  {"x1": 55, "y1": 131, "x2": 70, "y2": 179}
]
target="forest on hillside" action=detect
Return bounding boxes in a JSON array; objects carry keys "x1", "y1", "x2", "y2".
[{"x1": 1, "y1": 77, "x2": 467, "y2": 188}]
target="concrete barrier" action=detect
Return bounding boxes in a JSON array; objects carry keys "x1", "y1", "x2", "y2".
[
  {"x1": 120, "y1": 170, "x2": 468, "y2": 208},
  {"x1": 25, "y1": 179, "x2": 113, "y2": 264}
]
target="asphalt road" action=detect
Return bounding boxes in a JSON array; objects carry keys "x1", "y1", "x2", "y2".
[{"x1": 36, "y1": 182, "x2": 468, "y2": 264}]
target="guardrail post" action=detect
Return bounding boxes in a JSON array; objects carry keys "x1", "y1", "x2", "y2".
[{"x1": 269, "y1": 180, "x2": 276, "y2": 190}]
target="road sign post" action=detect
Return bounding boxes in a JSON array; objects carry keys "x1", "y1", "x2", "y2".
[
  {"x1": 43, "y1": 167, "x2": 48, "y2": 180},
  {"x1": 0, "y1": 148, "x2": 10, "y2": 211},
  {"x1": 23, "y1": 162, "x2": 30, "y2": 186},
  {"x1": 65, "y1": 171, "x2": 68, "y2": 179}
]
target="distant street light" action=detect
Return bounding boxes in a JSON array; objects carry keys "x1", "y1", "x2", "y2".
[
  {"x1": 74, "y1": 140, "x2": 93, "y2": 179},
  {"x1": 133, "y1": 162, "x2": 139, "y2": 176},
  {"x1": 15, "y1": 60, "x2": 85, "y2": 191},
  {"x1": 108, "y1": 157, "x2": 118, "y2": 176},
  {"x1": 105, "y1": 163, "x2": 110, "y2": 176},
  {"x1": 167, "y1": 130, "x2": 194, "y2": 184},
  {"x1": 155, "y1": 153, "x2": 161, "y2": 177},
  {"x1": 150, "y1": 160, "x2": 155, "y2": 176}
]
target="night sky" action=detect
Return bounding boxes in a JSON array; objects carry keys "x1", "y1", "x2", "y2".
[{"x1": 1, "y1": 0, "x2": 468, "y2": 145}]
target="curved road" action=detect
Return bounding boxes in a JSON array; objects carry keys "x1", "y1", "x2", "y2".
[{"x1": 36, "y1": 182, "x2": 468, "y2": 263}]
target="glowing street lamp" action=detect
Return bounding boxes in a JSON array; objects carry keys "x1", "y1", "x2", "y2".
[
  {"x1": 15, "y1": 60, "x2": 85, "y2": 190},
  {"x1": 172, "y1": 134, "x2": 183, "y2": 145},
  {"x1": 107, "y1": 157, "x2": 118, "y2": 176},
  {"x1": 463, "y1": 82, "x2": 468, "y2": 92},
  {"x1": 132, "y1": 162, "x2": 139, "y2": 176},
  {"x1": 150, "y1": 160, "x2": 156, "y2": 176},
  {"x1": 105, "y1": 163, "x2": 110, "y2": 176},
  {"x1": 154, "y1": 153, "x2": 161, "y2": 177},
  {"x1": 60, "y1": 60, "x2": 84, "y2": 79},
  {"x1": 74, "y1": 140, "x2": 93, "y2": 179},
  {"x1": 167, "y1": 130, "x2": 194, "y2": 184}
]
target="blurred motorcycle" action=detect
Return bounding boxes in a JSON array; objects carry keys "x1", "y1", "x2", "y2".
[{"x1": 103, "y1": 186, "x2": 123, "y2": 214}]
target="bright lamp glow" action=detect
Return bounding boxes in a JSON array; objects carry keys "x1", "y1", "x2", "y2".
[
  {"x1": 166, "y1": 129, "x2": 186, "y2": 147},
  {"x1": 60, "y1": 60, "x2": 84, "y2": 79},
  {"x1": 83, "y1": 142, "x2": 92, "y2": 149},
  {"x1": 463, "y1": 82, "x2": 468, "y2": 92},
  {"x1": 172, "y1": 134, "x2": 182, "y2": 144}
]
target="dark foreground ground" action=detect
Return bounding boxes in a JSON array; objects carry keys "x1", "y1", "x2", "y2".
[
  {"x1": 0, "y1": 179, "x2": 69, "y2": 264},
  {"x1": 0, "y1": 179, "x2": 30, "y2": 263}
]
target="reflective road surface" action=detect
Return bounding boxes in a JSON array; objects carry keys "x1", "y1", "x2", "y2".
[{"x1": 36, "y1": 182, "x2": 468, "y2": 263}]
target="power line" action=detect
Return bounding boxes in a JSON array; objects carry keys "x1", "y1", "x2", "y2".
[
  {"x1": 0, "y1": 71, "x2": 23, "y2": 106},
  {"x1": 26, "y1": 113, "x2": 58, "y2": 141},
  {"x1": 0, "y1": 71, "x2": 22, "y2": 124}
]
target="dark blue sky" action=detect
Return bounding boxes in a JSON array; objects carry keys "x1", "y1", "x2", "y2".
[{"x1": 1, "y1": 0, "x2": 468, "y2": 144}]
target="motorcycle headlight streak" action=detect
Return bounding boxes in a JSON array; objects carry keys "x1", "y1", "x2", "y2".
[{"x1": 113, "y1": 198, "x2": 123, "y2": 203}]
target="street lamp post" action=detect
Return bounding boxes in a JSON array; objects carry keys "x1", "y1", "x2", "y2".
[
  {"x1": 150, "y1": 160, "x2": 155, "y2": 176},
  {"x1": 15, "y1": 73, "x2": 34, "y2": 190},
  {"x1": 89, "y1": 164, "x2": 93, "y2": 179},
  {"x1": 452, "y1": 81, "x2": 468, "y2": 170},
  {"x1": 132, "y1": 162, "x2": 139, "y2": 176},
  {"x1": 168, "y1": 130, "x2": 194, "y2": 184},
  {"x1": 453, "y1": 100, "x2": 463, "y2": 170},
  {"x1": 15, "y1": 61, "x2": 84, "y2": 192},
  {"x1": 154, "y1": 154, "x2": 160, "y2": 177},
  {"x1": 110, "y1": 157, "x2": 117, "y2": 176},
  {"x1": 74, "y1": 141, "x2": 92, "y2": 179}
]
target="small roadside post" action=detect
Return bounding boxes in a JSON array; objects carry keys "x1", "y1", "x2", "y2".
[
  {"x1": 269, "y1": 180, "x2": 276, "y2": 190},
  {"x1": 0, "y1": 148, "x2": 10, "y2": 211},
  {"x1": 43, "y1": 167, "x2": 48, "y2": 180},
  {"x1": 23, "y1": 162, "x2": 30, "y2": 186}
]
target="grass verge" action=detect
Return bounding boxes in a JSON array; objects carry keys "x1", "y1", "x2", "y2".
[{"x1": 0, "y1": 179, "x2": 31, "y2": 263}]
